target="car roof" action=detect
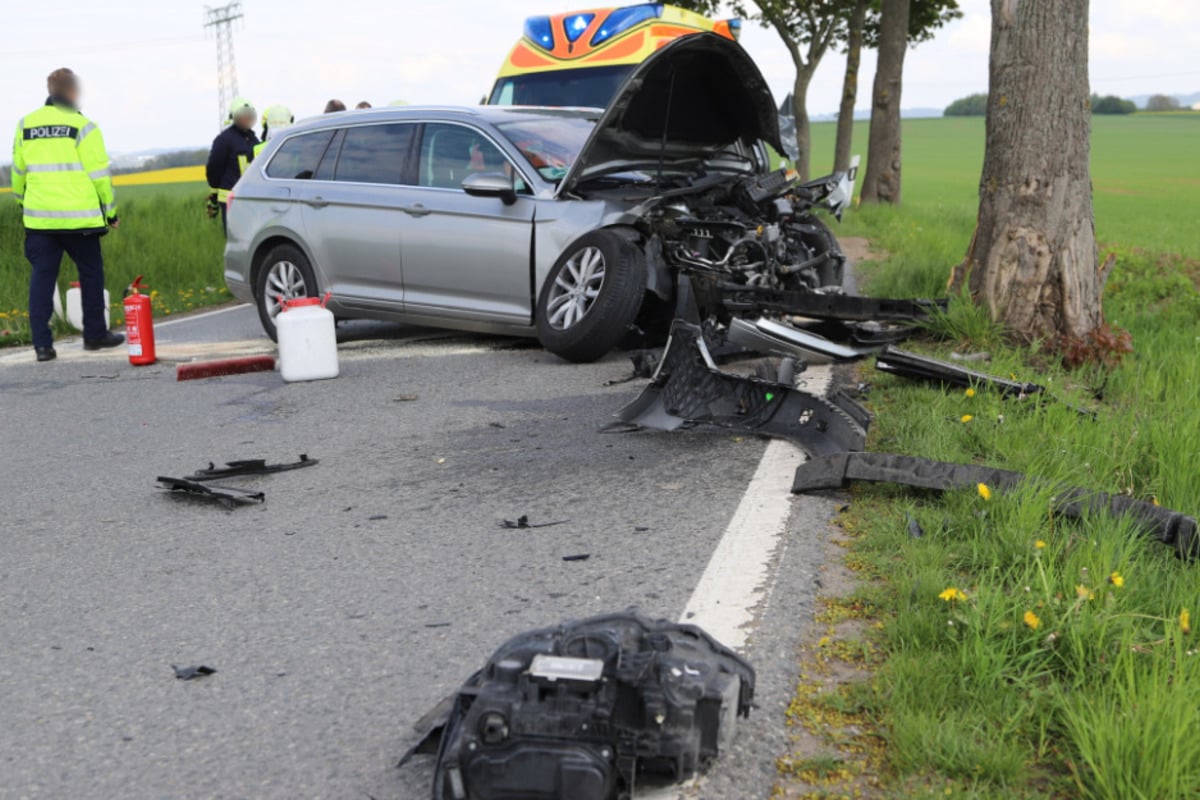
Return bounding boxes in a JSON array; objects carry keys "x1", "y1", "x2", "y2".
[{"x1": 282, "y1": 105, "x2": 602, "y2": 136}]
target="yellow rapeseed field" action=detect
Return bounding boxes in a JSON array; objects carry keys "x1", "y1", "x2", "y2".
[{"x1": 0, "y1": 165, "x2": 206, "y2": 194}]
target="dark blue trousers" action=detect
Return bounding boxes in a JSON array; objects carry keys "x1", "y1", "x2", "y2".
[{"x1": 25, "y1": 231, "x2": 109, "y2": 349}]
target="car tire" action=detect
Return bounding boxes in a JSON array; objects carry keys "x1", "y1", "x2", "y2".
[
  {"x1": 536, "y1": 230, "x2": 646, "y2": 363},
  {"x1": 254, "y1": 243, "x2": 318, "y2": 342}
]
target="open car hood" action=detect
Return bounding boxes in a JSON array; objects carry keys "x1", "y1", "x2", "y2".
[{"x1": 557, "y1": 33, "x2": 784, "y2": 196}]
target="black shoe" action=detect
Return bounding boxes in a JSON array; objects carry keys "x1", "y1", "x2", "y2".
[
  {"x1": 35, "y1": 346, "x2": 57, "y2": 362},
  {"x1": 83, "y1": 332, "x2": 126, "y2": 351}
]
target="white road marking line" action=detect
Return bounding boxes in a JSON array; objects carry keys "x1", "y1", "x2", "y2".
[
  {"x1": 153, "y1": 302, "x2": 251, "y2": 329},
  {"x1": 640, "y1": 363, "x2": 832, "y2": 799}
]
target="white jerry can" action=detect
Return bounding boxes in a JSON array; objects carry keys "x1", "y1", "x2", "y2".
[
  {"x1": 277, "y1": 294, "x2": 338, "y2": 383},
  {"x1": 57, "y1": 282, "x2": 111, "y2": 330}
]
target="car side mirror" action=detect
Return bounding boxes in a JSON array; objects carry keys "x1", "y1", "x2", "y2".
[{"x1": 461, "y1": 172, "x2": 517, "y2": 205}]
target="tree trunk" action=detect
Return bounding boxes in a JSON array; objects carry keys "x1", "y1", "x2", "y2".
[
  {"x1": 860, "y1": 0, "x2": 911, "y2": 203},
  {"x1": 949, "y1": 0, "x2": 1107, "y2": 342},
  {"x1": 791, "y1": 70, "x2": 815, "y2": 182},
  {"x1": 834, "y1": 0, "x2": 868, "y2": 172}
]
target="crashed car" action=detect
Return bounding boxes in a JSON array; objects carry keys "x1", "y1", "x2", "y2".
[{"x1": 224, "y1": 33, "x2": 857, "y2": 362}]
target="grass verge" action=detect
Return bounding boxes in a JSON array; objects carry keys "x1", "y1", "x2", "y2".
[
  {"x1": 823, "y1": 202, "x2": 1200, "y2": 797},
  {"x1": 0, "y1": 184, "x2": 228, "y2": 347}
]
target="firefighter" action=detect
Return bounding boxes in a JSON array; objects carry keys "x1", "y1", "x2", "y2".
[
  {"x1": 254, "y1": 104, "x2": 294, "y2": 158},
  {"x1": 11, "y1": 67, "x2": 123, "y2": 362},
  {"x1": 205, "y1": 97, "x2": 258, "y2": 231}
]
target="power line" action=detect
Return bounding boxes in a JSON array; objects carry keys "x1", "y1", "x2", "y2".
[{"x1": 203, "y1": 1, "x2": 244, "y2": 129}]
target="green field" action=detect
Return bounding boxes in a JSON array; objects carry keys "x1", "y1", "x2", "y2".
[
  {"x1": 787, "y1": 113, "x2": 1200, "y2": 799},
  {"x1": 0, "y1": 183, "x2": 225, "y2": 345}
]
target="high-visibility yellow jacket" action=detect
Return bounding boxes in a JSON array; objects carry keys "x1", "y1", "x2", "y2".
[{"x1": 11, "y1": 101, "x2": 117, "y2": 231}]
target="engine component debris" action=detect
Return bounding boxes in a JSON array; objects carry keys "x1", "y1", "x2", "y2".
[
  {"x1": 875, "y1": 347, "x2": 1044, "y2": 398},
  {"x1": 186, "y1": 454, "x2": 318, "y2": 481},
  {"x1": 614, "y1": 321, "x2": 869, "y2": 455},
  {"x1": 500, "y1": 515, "x2": 568, "y2": 530},
  {"x1": 173, "y1": 664, "x2": 217, "y2": 680},
  {"x1": 156, "y1": 477, "x2": 265, "y2": 508},
  {"x1": 401, "y1": 610, "x2": 754, "y2": 800},
  {"x1": 792, "y1": 452, "x2": 1198, "y2": 559}
]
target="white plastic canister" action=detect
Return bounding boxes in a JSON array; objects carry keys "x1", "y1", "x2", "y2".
[
  {"x1": 277, "y1": 295, "x2": 338, "y2": 382},
  {"x1": 60, "y1": 282, "x2": 111, "y2": 330}
]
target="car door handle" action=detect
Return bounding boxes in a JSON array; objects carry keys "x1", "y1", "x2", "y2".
[
  {"x1": 304, "y1": 196, "x2": 329, "y2": 209},
  {"x1": 400, "y1": 204, "x2": 431, "y2": 218}
]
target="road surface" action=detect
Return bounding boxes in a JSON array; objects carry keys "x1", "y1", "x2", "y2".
[{"x1": 0, "y1": 306, "x2": 840, "y2": 799}]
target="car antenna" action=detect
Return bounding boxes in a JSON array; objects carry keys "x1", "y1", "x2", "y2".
[{"x1": 656, "y1": 67, "x2": 676, "y2": 191}]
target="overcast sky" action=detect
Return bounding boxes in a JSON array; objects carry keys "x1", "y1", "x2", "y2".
[{"x1": 2, "y1": 0, "x2": 1197, "y2": 156}]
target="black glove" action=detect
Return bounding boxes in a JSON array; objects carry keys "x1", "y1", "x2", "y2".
[{"x1": 205, "y1": 193, "x2": 220, "y2": 219}]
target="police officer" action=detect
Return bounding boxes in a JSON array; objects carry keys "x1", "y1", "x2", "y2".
[
  {"x1": 205, "y1": 97, "x2": 258, "y2": 231},
  {"x1": 254, "y1": 104, "x2": 294, "y2": 158},
  {"x1": 11, "y1": 67, "x2": 123, "y2": 362}
]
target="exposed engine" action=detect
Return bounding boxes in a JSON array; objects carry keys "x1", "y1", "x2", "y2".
[{"x1": 644, "y1": 169, "x2": 846, "y2": 295}]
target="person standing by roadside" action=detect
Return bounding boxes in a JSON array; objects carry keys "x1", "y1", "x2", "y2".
[
  {"x1": 323, "y1": 99, "x2": 346, "y2": 113},
  {"x1": 11, "y1": 68, "x2": 123, "y2": 362},
  {"x1": 255, "y1": 104, "x2": 294, "y2": 158},
  {"x1": 205, "y1": 97, "x2": 258, "y2": 232}
]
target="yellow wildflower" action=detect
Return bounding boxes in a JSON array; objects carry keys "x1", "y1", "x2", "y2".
[
  {"x1": 960, "y1": 414, "x2": 974, "y2": 423},
  {"x1": 1108, "y1": 572, "x2": 1124, "y2": 588},
  {"x1": 1023, "y1": 610, "x2": 1041, "y2": 630},
  {"x1": 965, "y1": 387, "x2": 976, "y2": 398},
  {"x1": 977, "y1": 483, "x2": 992, "y2": 501},
  {"x1": 939, "y1": 587, "x2": 968, "y2": 603},
  {"x1": 1182, "y1": 609, "x2": 1191, "y2": 635},
  {"x1": 1035, "y1": 540, "x2": 1047, "y2": 550},
  {"x1": 1075, "y1": 585, "x2": 1095, "y2": 601}
]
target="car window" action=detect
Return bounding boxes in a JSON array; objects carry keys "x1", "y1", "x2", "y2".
[
  {"x1": 312, "y1": 130, "x2": 344, "y2": 181},
  {"x1": 334, "y1": 123, "x2": 416, "y2": 185},
  {"x1": 265, "y1": 130, "x2": 335, "y2": 180},
  {"x1": 418, "y1": 123, "x2": 527, "y2": 193}
]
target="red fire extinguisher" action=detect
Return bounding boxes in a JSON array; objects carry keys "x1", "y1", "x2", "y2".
[{"x1": 123, "y1": 276, "x2": 156, "y2": 366}]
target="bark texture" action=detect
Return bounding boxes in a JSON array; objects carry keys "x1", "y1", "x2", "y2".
[
  {"x1": 860, "y1": 0, "x2": 910, "y2": 203},
  {"x1": 950, "y1": 0, "x2": 1108, "y2": 341},
  {"x1": 792, "y1": 72, "x2": 814, "y2": 180},
  {"x1": 834, "y1": 0, "x2": 868, "y2": 172}
]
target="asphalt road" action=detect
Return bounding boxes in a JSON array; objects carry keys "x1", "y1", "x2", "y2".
[{"x1": 0, "y1": 307, "x2": 839, "y2": 800}]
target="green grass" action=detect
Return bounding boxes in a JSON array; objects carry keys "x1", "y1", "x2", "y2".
[
  {"x1": 0, "y1": 182, "x2": 228, "y2": 346},
  {"x1": 802, "y1": 115, "x2": 1200, "y2": 797}
]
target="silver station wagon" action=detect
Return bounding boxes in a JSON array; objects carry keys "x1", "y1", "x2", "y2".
[{"x1": 224, "y1": 34, "x2": 853, "y2": 362}]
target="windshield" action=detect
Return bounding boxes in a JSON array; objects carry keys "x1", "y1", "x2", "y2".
[
  {"x1": 496, "y1": 117, "x2": 595, "y2": 182},
  {"x1": 488, "y1": 65, "x2": 634, "y2": 108}
]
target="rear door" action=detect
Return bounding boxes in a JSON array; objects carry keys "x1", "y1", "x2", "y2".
[
  {"x1": 397, "y1": 122, "x2": 536, "y2": 324},
  {"x1": 297, "y1": 122, "x2": 417, "y2": 311}
]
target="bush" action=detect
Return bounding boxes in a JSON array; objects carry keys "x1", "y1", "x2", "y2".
[
  {"x1": 1145, "y1": 94, "x2": 1181, "y2": 112},
  {"x1": 1091, "y1": 94, "x2": 1137, "y2": 115},
  {"x1": 943, "y1": 93, "x2": 988, "y2": 117}
]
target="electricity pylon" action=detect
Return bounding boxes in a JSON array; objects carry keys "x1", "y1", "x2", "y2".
[{"x1": 203, "y1": 1, "x2": 244, "y2": 129}]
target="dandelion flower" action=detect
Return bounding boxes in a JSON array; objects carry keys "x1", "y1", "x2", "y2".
[
  {"x1": 965, "y1": 387, "x2": 976, "y2": 398},
  {"x1": 1023, "y1": 610, "x2": 1041, "y2": 630},
  {"x1": 1182, "y1": 609, "x2": 1191, "y2": 635},
  {"x1": 977, "y1": 483, "x2": 992, "y2": 501},
  {"x1": 1075, "y1": 585, "x2": 1095, "y2": 601},
  {"x1": 1035, "y1": 540, "x2": 1047, "y2": 550},
  {"x1": 960, "y1": 414, "x2": 974, "y2": 423},
  {"x1": 1108, "y1": 572, "x2": 1124, "y2": 588},
  {"x1": 939, "y1": 587, "x2": 967, "y2": 603}
]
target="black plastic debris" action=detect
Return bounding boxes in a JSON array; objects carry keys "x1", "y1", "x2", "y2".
[
  {"x1": 905, "y1": 512, "x2": 925, "y2": 539},
  {"x1": 792, "y1": 452, "x2": 1198, "y2": 559},
  {"x1": 186, "y1": 454, "x2": 318, "y2": 481},
  {"x1": 562, "y1": 553, "x2": 591, "y2": 562},
  {"x1": 400, "y1": 610, "x2": 754, "y2": 800},
  {"x1": 614, "y1": 321, "x2": 869, "y2": 455},
  {"x1": 173, "y1": 665, "x2": 217, "y2": 680},
  {"x1": 723, "y1": 288, "x2": 946, "y2": 322},
  {"x1": 500, "y1": 515, "x2": 568, "y2": 530},
  {"x1": 875, "y1": 347, "x2": 1044, "y2": 398},
  {"x1": 157, "y1": 477, "x2": 264, "y2": 508}
]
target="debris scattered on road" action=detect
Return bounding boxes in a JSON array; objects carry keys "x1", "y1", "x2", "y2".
[
  {"x1": 424, "y1": 622, "x2": 452, "y2": 629},
  {"x1": 399, "y1": 610, "x2": 754, "y2": 800},
  {"x1": 614, "y1": 321, "x2": 870, "y2": 455},
  {"x1": 793, "y1": 452, "x2": 1198, "y2": 559},
  {"x1": 80, "y1": 373, "x2": 120, "y2": 380},
  {"x1": 393, "y1": 394, "x2": 418, "y2": 402},
  {"x1": 500, "y1": 515, "x2": 568, "y2": 530},
  {"x1": 367, "y1": 514, "x2": 388, "y2": 521},
  {"x1": 156, "y1": 477, "x2": 265, "y2": 508},
  {"x1": 488, "y1": 421, "x2": 507, "y2": 429},
  {"x1": 603, "y1": 349, "x2": 661, "y2": 386},
  {"x1": 176, "y1": 355, "x2": 276, "y2": 382},
  {"x1": 562, "y1": 553, "x2": 591, "y2": 562},
  {"x1": 173, "y1": 664, "x2": 217, "y2": 680},
  {"x1": 186, "y1": 454, "x2": 318, "y2": 481},
  {"x1": 905, "y1": 512, "x2": 925, "y2": 539}
]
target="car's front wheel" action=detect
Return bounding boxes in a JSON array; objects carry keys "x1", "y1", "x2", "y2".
[
  {"x1": 254, "y1": 243, "x2": 318, "y2": 341},
  {"x1": 535, "y1": 230, "x2": 646, "y2": 363}
]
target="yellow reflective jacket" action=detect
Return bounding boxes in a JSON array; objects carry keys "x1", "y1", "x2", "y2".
[{"x1": 11, "y1": 101, "x2": 117, "y2": 231}]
